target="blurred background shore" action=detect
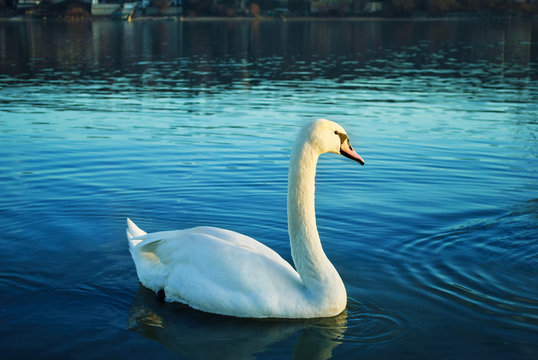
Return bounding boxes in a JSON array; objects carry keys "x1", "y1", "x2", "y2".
[{"x1": 1, "y1": 0, "x2": 537, "y2": 21}]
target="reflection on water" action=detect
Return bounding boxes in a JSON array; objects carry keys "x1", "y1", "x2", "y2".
[
  {"x1": 128, "y1": 285, "x2": 346, "y2": 360},
  {"x1": 1, "y1": 19, "x2": 536, "y2": 85},
  {"x1": 128, "y1": 285, "x2": 408, "y2": 359}
]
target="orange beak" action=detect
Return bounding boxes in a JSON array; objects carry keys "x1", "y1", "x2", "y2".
[{"x1": 340, "y1": 141, "x2": 365, "y2": 166}]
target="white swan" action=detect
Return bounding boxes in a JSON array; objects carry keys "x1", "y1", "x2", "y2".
[{"x1": 127, "y1": 119, "x2": 365, "y2": 319}]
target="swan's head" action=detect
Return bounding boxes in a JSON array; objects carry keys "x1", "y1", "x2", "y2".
[{"x1": 301, "y1": 119, "x2": 365, "y2": 166}]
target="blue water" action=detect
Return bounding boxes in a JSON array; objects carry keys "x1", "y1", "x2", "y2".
[{"x1": 0, "y1": 18, "x2": 537, "y2": 359}]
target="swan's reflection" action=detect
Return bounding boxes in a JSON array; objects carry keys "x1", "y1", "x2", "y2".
[{"x1": 127, "y1": 285, "x2": 347, "y2": 360}]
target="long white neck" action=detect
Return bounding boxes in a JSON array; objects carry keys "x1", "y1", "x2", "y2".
[{"x1": 287, "y1": 139, "x2": 342, "y2": 291}]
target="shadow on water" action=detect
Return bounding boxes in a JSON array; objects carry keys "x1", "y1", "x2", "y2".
[
  {"x1": 127, "y1": 285, "x2": 407, "y2": 359},
  {"x1": 127, "y1": 285, "x2": 344, "y2": 360}
]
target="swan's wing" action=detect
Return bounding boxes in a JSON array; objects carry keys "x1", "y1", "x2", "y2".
[
  {"x1": 132, "y1": 226, "x2": 287, "y2": 267},
  {"x1": 130, "y1": 227, "x2": 304, "y2": 317},
  {"x1": 186, "y1": 226, "x2": 288, "y2": 264}
]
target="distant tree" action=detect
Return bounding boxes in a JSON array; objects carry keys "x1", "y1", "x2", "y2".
[
  {"x1": 288, "y1": 0, "x2": 309, "y2": 15},
  {"x1": 389, "y1": 0, "x2": 417, "y2": 15},
  {"x1": 459, "y1": 0, "x2": 482, "y2": 12},
  {"x1": 425, "y1": 0, "x2": 460, "y2": 15},
  {"x1": 250, "y1": 2, "x2": 260, "y2": 16}
]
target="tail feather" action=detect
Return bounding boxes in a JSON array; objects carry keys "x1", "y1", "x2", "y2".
[{"x1": 126, "y1": 218, "x2": 147, "y2": 243}]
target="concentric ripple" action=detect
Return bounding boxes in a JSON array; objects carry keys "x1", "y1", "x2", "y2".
[{"x1": 311, "y1": 298, "x2": 409, "y2": 346}]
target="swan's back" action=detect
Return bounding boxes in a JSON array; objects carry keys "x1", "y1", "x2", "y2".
[{"x1": 127, "y1": 220, "x2": 312, "y2": 318}]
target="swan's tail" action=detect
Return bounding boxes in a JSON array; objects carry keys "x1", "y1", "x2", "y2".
[{"x1": 126, "y1": 218, "x2": 147, "y2": 246}]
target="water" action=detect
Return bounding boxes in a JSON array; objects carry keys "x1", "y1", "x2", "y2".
[{"x1": 1, "y1": 18, "x2": 537, "y2": 359}]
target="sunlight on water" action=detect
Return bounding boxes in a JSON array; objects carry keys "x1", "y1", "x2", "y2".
[{"x1": 0, "y1": 19, "x2": 537, "y2": 359}]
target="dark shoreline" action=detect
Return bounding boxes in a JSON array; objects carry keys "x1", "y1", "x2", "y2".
[
  {"x1": 2, "y1": 13, "x2": 537, "y2": 22},
  {"x1": 2, "y1": 0, "x2": 537, "y2": 22},
  {"x1": 2, "y1": 1, "x2": 538, "y2": 21}
]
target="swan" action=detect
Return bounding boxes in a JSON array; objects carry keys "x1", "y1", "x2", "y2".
[{"x1": 127, "y1": 119, "x2": 365, "y2": 319}]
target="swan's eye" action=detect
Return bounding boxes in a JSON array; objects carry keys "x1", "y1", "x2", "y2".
[{"x1": 335, "y1": 131, "x2": 349, "y2": 145}]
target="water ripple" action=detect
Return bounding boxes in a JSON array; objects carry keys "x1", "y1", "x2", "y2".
[
  {"x1": 390, "y1": 201, "x2": 538, "y2": 333},
  {"x1": 337, "y1": 298, "x2": 409, "y2": 345}
]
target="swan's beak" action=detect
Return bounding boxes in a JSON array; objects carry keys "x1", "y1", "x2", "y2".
[{"x1": 340, "y1": 141, "x2": 365, "y2": 166}]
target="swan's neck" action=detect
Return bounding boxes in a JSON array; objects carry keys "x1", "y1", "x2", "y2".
[{"x1": 287, "y1": 141, "x2": 343, "y2": 292}]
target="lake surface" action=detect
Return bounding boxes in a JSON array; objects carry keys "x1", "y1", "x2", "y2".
[{"x1": 0, "y1": 18, "x2": 537, "y2": 359}]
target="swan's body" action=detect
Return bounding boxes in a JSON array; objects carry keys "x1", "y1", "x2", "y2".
[{"x1": 127, "y1": 119, "x2": 364, "y2": 319}]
